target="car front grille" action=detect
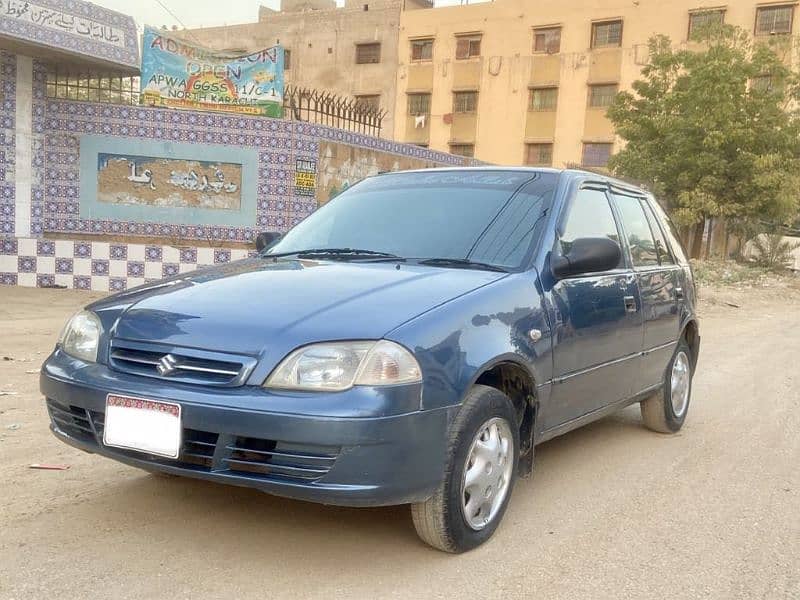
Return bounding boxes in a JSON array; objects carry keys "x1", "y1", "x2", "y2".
[
  {"x1": 223, "y1": 437, "x2": 339, "y2": 482},
  {"x1": 108, "y1": 340, "x2": 256, "y2": 387},
  {"x1": 46, "y1": 399, "x2": 338, "y2": 483},
  {"x1": 46, "y1": 399, "x2": 96, "y2": 443}
]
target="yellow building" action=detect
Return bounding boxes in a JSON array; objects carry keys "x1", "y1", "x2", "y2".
[
  {"x1": 395, "y1": 0, "x2": 795, "y2": 166},
  {"x1": 181, "y1": 0, "x2": 432, "y2": 139}
]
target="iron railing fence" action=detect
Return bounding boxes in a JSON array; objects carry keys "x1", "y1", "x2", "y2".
[{"x1": 45, "y1": 73, "x2": 385, "y2": 136}]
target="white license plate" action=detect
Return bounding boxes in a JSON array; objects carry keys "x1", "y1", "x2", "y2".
[{"x1": 103, "y1": 394, "x2": 182, "y2": 459}]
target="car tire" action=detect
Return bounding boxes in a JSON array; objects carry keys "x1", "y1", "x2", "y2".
[
  {"x1": 641, "y1": 338, "x2": 693, "y2": 433},
  {"x1": 411, "y1": 384, "x2": 519, "y2": 553}
]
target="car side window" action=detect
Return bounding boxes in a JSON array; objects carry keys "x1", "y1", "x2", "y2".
[
  {"x1": 642, "y1": 201, "x2": 675, "y2": 265},
  {"x1": 649, "y1": 199, "x2": 689, "y2": 265},
  {"x1": 612, "y1": 193, "x2": 659, "y2": 267},
  {"x1": 559, "y1": 188, "x2": 623, "y2": 267}
]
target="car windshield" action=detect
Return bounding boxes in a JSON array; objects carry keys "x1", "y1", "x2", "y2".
[{"x1": 266, "y1": 170, "x2": 557, "y2": 270}]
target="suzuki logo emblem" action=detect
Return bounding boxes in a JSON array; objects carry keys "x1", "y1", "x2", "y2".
[{"x1": 157, "y1": 354, "x2": 179, "y2": 376}]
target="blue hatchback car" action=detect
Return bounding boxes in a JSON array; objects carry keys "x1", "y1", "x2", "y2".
[{"x1": 42, "y1": 168, "x2": 699, "y2": 552}]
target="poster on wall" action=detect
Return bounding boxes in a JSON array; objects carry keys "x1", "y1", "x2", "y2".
[
  {"x1": 140, "y1": 26, "x2": 284, "y2": 117},
  {"x1": 294, "y1": 159, "x2": 317, "y2": 197},
  {"x1": 80, "y1": 135, "x2": 258, "y2": 228},
  {"x1": 315, "y1": 141, "x2": 437, "y2": 206},
  {"x1": 97, "y1": 153, "x2": 242, "y2": 210}
]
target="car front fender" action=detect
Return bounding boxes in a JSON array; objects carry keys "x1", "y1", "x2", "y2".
[{"x1": 386, "y1": 271, "x2": 552, "y2": 412}]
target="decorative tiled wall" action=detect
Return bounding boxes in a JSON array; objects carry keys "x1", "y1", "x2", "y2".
[
  {"x1": 0, "y1": 0, "x2": 140, "y2": 70},
  {"x1": 1, "y1": 53, "x2": 473, "y2": 292},
  {"x1": 43, "y1": 100, "x2": 467, "y2": 244},
  {"x1": 0, "y1": 51, "x2": 15, "y2": 236},
  {"x1": 31, "y1": 60, "x2": 47, "y2": 237},
  {"x1": 0, "y1": 237, "x2": 251, "y2": 291}
]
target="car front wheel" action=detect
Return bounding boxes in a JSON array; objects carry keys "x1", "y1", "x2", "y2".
[{"x1": 411, "y1": 385, "x2": 519, "y2": 553}]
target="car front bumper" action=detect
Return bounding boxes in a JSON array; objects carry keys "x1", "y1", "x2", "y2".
[{"x1": 40, "y1": 350, "x2": 455, "y2": 507}]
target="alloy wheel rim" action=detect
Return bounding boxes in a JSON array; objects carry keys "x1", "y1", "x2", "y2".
[
  {"x1": 670, "y1": 351, "x2": 691, "y2": 417},
  {"x1": 460, "y1": 417, "x2": 514, "y2": 531}
]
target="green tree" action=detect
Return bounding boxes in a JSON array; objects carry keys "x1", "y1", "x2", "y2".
[{"x1": 607, "y1": 24, "x2": 800, "y2": 258}]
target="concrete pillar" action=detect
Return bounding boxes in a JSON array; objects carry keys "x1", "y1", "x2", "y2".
[{"x1": 14, "y1": 54, "x2": 32, "y2": 238}]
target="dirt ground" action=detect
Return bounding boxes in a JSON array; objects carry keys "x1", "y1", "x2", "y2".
[{"x1": 1, "y1": 278, "x2": 798, "y2": 600}]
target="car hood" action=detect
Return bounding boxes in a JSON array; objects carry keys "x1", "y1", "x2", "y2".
[{"x1": 96, "y1": 257, "x2": 505, "y2": 362}]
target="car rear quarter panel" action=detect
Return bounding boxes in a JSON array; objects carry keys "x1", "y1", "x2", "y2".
[{"x1": 387, "y1": 271, "x2": 552, "y2": 412}]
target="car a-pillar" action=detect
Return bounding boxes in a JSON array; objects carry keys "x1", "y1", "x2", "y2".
[{"x1": 474, "y1": 362, "x2": 537, "y2": 477}]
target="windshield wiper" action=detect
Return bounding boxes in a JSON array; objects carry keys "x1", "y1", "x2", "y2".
[
  {"x1": 265, "y1": 248, "x2": 403, "y2": 260},
  {"x1": 415, "y1": 258, "x2": 509, "y2": 273}
]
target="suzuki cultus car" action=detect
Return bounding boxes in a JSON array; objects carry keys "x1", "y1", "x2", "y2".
[{"x1": 42, "y1": 168, "x2": 699, "y2": 552}]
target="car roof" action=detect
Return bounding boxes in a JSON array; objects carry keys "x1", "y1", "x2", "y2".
[{"x1": 381, "y1": 166, "x2": 649, "y2": 196}]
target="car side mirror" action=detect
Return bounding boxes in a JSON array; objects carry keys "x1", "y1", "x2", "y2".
[
  {"x1": 551, "y1": 237, "x2": 621, "y2": 280},
  {"x1": 255, "y1": 231, "x2": 282, "y2": 252}
]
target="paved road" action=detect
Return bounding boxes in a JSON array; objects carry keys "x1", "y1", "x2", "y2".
[{"x1": 1, "y1": 284, "x2": 798, "y2": 599}]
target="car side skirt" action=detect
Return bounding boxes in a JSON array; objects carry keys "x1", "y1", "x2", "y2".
[{"x1": 536, "y1": 382, "x2": 662, "y2": 445}]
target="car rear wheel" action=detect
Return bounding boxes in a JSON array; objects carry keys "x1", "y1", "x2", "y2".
[
  {"x1": 411, "y1": 385, "x2": 519, "y2": 553},
  {"x1": 641, "y1": 338, "x2": 693, "y2": 433}
]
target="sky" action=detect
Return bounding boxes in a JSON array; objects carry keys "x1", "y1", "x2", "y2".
[{"x1": 91, "y1": 0, "x2": 468, "y2": 31}]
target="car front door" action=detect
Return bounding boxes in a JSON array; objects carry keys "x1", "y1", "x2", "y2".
[
  {"x1": 611, "y1": 191, "x2": 681, "y2": 392},
  {"x1": 544, "y1": 184, "x2": 644, "y2": 431}
]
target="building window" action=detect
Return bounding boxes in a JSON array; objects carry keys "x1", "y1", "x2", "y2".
[
  {"x1": 755, "y1": 5, "x2": 793, "y2": 35},
  {"x1": 533, "y1": 27, "x2": 561, "y2": 54},
  {"x1": 588, "y1": 84, "x2": 618, "y2": 108},
  {"x1": 455, "y1": 34, "x2": 482, "y2": 59},
  {"x1": 688, "y1": 10, "x2": 725, "y2": 38},
  {"x1": 591, "y1": 20, "x2": 623, "y2": 48},
  {"x1": 355, "y1": 42, "x2": 381, "y2": 64},
  {"x1": 411, "y1": 38, "x2": 434, "y2": 61},
  {"x1": 355, "y1": 94, "x2": 380, "y2": 110},
  {"x1": 529, "y1": 87, "x2": 558, "y2": 111},
  {"x1": 283, "y1": 49, "x2": 291, "y2": 70},
  {"x1": 751, "y1": 75, "x2": 775, "y2": 92},
  {"x1": 453, "y1": 90, "x2": 478, "y2": 113},
  {"x1": 525, "y1": 143, "x2": 554, "y2": 166},
  {"x1": 408, "y1": 92, "x2": 431, "y2": 115},
  {"x1": 582, "y1": 143, "x2": 614, "y2": 167},
  {"x1": 46, "y1": 72, "x2": 140, "y2": 105},
  {"x1": 450, "y1": 143, "x2": 475, "y2": 157}
]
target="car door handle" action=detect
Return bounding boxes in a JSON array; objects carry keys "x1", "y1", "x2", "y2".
[
  {"x1": 623, "y1": 296, "x2": 637, "y2": 313},
  {"x1": 675, "y1": 287, "x2": 684, "y2": 300}
]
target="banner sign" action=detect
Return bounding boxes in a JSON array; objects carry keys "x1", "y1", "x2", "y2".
[{"x1": 140, "y1": 27, "x2": 284, "y2": 117}]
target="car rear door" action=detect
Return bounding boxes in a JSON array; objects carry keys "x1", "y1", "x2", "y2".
[
  {"x1": 610, "y1": 191, "x2": 681, "y2": 393},
  {"x1": 544, "y1": 183, "x2": 644, "y2": 430}
]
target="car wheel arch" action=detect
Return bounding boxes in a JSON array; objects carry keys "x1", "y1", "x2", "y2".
[
  {"x1": 464, "y1": 357, "x2": 538, "y2": 477},
  {"x1": 680, "y1": 319, "x2": 700, "y2": 369}
]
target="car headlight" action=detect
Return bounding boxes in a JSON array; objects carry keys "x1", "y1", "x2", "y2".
[
  {"x1": 58, "y1": 310, "x2": 102, "y2": 363},
  {"x1": 264, "y1": 340, "x2": 422, "y2": 391}
]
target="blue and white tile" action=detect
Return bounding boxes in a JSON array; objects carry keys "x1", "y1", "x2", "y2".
[
  {"x1": 92, "y1": 242, "x2": 110, "y2": 260},
  {"x1": 162, "y1": 245, "x2": 180, "y2": 264},
  {"x1": 55, "y1": 239, "x2": 73, "y2": 258},
  {"x1": 54, "y1": 273, "x2": 72, "y2": 288},
  {"x1": 91, "y1": 276, "x2": 110, "y2": 292},
  {"x1": 144, "y1": 261, "x2": 163, "y2": 281},
  {"x1": 17, "y1": 271, "x2": 36, "y2": 287},
  {"x1": 17, "y1": 238, "x2": 36, "y2": 256},
  {"x1": 37, "y1": 256, "x2": 55, "y2": 274},
  {"x1": 109, "y1": 260, "x2": 127, "y2": 278},
  {"x1": 196, "y1": 247, "x2": 214, "y2": 265},
  {"x1": 127, "y1": 244, "x2": 145, "y2": 262},
  {"x1": 73, "y1": 258, "x2": 91, "y2": 276}
]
